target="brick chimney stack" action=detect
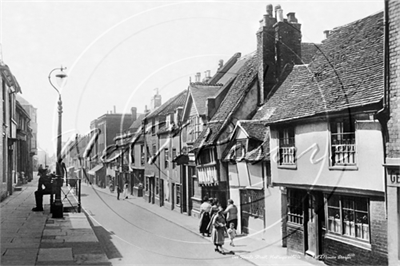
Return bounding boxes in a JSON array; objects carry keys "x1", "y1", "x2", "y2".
[
  {"x1": 130, "y1": 107, "x2": 137, "y2": 122},
  {"x1": 256, "y1": 3, "x2": 277, "y2": 105},
  {"x1": 274, "y1": 9, "x2": 302, "y2": 77},
  {"x1": 150, "y1": 88, "x2": 162, "y2": 110}
]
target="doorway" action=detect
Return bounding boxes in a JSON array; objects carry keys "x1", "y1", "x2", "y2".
[{"x1": 305, "y1": 192, "x2": 324, "y2": 258}]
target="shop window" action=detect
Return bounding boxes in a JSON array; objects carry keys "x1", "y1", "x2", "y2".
[
  {"x1": 164, "y1": 148, "x2": 169, "y2": 169},
  {"x1": 330, "y1": 119, "x2": 356, "y2": 166},
  {"x1": 287, "y1": 189, "x2": 305, "y2": 224},
  {"x1": 278, "y1": 127, "x2": 296, "y2": 166},
  {"x1": 240, "y1": 189, "x2": 265, "y2": 219},
  {"x1": 327, "y1": 195, "x2": 369, "y2": 241},
  {"x1": 176, "y1": 184, "x2": 181, "y2": 206}
]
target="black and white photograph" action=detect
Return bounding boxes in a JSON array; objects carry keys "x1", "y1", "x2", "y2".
[{"x1": 0, "y1": 0, "x2": 399, "y2": 265}]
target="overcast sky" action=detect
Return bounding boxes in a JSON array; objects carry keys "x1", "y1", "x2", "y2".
[{"x1": 0, "y1": 0, "x2": 383, "y2": 156}]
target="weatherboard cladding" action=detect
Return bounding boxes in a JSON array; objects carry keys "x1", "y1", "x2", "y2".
[{"x1": 253, "y1": 11, "x2": 384, "y2": 124}]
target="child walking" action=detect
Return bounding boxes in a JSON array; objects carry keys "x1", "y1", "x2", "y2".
[{"x1": 227, "y1": 222, "x2": 237, "y2": 247}]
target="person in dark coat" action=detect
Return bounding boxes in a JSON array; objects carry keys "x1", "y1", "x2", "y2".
[
  {"x1": 199, "y1": 196, "x2": 212, "y2": 236},
  {"x1": 211, "y1": 206, "x2": 226, "y2": 253},
  {"x1": 32, "y1": 172, "x2": 53, "y2": 211}
]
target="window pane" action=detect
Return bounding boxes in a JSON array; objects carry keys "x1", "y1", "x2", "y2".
[
  {"x1": 328, "y1": 207, "x2": 341, "y2": 233},
  {"x1": 328, "y1": 195, "x2": 340, "y2": 207},
  {"x1": 355, "y1": 198, "x2": 368, "y2": 212}
]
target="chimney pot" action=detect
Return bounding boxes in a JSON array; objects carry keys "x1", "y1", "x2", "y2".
[
  {"x1": 266, "y1": 4, "x2": 273, "y2": 17},
  {"x1": 277, "y1": 9, "x2": 284, "y2": 22},
  {"x1": 218, "y1": 59, "x2": 224, "y2": 69},
  {"x1": 287, "y1": 12, "x2": 297, "y2": 23},
  {"x1": 274, "y1": 5, "x2": 281, "y2": 18},
  {"x1": 324, "y1": 30, "x2": 330, "y2": 38}
]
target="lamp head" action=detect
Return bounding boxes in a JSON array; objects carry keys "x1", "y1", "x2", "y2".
[{"x1": 55, "y1": 66, "x2": 68, "y2": 89}]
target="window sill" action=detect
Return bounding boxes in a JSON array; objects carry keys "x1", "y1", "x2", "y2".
[
  {"x1": 278, "y1": 164, "x2": 297, "y2": 170},
  {"x1": 198, "y1": 162, "x2": 217, "y2": 168},
  {"x1": 325, "y1": 232, "x2": 371, "y2": 250},
  {"x1": 287, "y1": 221, "x2": 303, "y2": 229},
  {"x1": 329, "y1": 165, "x2": 358, "y2": 171}
]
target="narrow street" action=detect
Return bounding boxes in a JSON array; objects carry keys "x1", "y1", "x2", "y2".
[{"x1": 80, "y1": 184, "x2": 253, "y2": 266}]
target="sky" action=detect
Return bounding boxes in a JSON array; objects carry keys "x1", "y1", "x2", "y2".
[{"x1": 0, "y1": 0, "x2": 383, "y2": 157}]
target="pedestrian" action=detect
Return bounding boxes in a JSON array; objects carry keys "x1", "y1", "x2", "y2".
[
  {"x1": 207, "y1": 198, "x2": 219, "y2": 234},
  {"x1": 32, "y1": 172, "x2": 53, "y2": 211},
  {"x1": 227, "y1": 222, "x2": 237, "y2": 246},
  {"x1": 116, "y1": 184, "x2": 121, "y2": 200},
  {"x1": 211, "y1": 206, "x2": 226, "y2": 254},
  {"x1": 223, "y1": 199, "x2": 238, "y2": 230},
  {"x1": 122, "y1": 180, "x2": 129, "y2": 199},
  {"x1": 199, "y1": 196, "x2": 211, "y2": 236}
]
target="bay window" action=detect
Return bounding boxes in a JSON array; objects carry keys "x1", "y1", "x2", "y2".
[{"x1": 327, "y1": 195, "x2": 369, "y2": 241}]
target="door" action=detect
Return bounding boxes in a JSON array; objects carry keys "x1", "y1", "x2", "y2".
[
  {"x1": 159, "y1": 179, "x2": 164, "y2": 207},
  {"x1": 305, "y1": 193, "x2": 322, "y2": 257}
]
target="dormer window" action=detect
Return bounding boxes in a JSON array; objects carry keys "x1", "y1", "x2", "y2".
[
  {"x1": 278, "y1": 127, "x2": 296, "y2": 166},
  {"x1": 330, "y1": 118, "x2": 356, "y2": 166}
]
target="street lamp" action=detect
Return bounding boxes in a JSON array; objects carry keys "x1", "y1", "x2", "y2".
[{"x1": 48, "y1": 66, "x2": 68, "y2": 218}]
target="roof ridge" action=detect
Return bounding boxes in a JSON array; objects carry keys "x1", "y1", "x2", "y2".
[{"x1": 331, "y1": 10, "x2": 383, "y2": 32}]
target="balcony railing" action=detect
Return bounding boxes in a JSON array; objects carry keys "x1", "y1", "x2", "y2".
[
  {"x1": 331, "y1": 142, "x2": 356, "y2": 165},
  {"x1": 279, "y1": 147, "x2": 296, "y2": 165}
]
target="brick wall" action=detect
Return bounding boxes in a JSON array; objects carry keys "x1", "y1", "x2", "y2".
[
  {"x1": 323, "y1": 199, "x2": 388, "y2": 266},
  {"x1": 286, "y1": 224, "x2": 304, "y2": 254},
  {"x1": 386, "y1": 0, "x2": 400, "y2": 158}
]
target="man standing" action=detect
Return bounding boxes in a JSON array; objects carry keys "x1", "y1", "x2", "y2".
[{"x1": 223, "y1": 199, "x2": 238, "y2": 230}]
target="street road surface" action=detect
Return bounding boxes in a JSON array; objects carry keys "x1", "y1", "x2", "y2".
[{"x1": 80, "y1": 185, "x2": 253, "y2": 266}]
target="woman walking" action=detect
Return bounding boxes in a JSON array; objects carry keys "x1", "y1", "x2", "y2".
[
  {"x1": 199, "y1": 196, "x2": 212, "y2": 236},
  {"x1": 211, "y1": 206, "x2": 226, "y2": 254}
]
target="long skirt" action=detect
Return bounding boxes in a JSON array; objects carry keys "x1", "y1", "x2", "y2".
[
  {"x1": 212, "y1": 226, "x2": 225, "y2": 245},
  {"x1": 199, "y1": 212, "x2": 210, "y2": 234}
]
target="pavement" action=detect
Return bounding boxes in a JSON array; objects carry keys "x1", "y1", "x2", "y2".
[
  {"x1": 1, "y1": 176, "x2": 110, "y2": 266},
  {"x1": 1, "y1": 175, "x2": 322, "y2": 266}
]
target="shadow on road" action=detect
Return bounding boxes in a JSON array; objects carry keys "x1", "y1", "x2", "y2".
[{"x1": 85, "y1": 212, "x2": 123, "y2": 260}]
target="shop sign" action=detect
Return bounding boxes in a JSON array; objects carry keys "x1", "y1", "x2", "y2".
[{"x1": 387, "y1": 167, "x2": 400, "y2": 187}]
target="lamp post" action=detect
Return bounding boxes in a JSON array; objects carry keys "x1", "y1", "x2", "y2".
[{"x1": 48, "y1": 66, "x2": 68, "y2": 218}]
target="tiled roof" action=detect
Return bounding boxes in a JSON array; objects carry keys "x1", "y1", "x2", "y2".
[
  {"x1": 145, "y1": 90, "x2": 187, "y2": 119},
  {"x1": 192, "y1": 54, "x2": 258, "y2": 150},
  {"x1": 129, "y1": 113, "x2": 145, "y2": 130},
  {"x1": 238, "y1": 121, "x2": 266, "y2": 141},
  {"x1": 245, "y1": 127, "x2": 270, "y2": 162},
  {"x1": 254, "y1": 12, "x2": 384, "y2": 124},
  {"x1": 208, "y1": 52, "x2": 241, "y2": 85},
  {"x1": 301, "y1": 43, "x2": 318, "y2": 64},
  {"x1": 189, "y1": 83, "x2": 222, "y2": 116}
]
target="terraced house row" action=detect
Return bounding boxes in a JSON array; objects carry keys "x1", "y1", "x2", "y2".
[
  {"x1": 65, "y1": 2, "x2": 399, "y2": 265},
  {"x1": 1, "y1": 61, "x2": 38, "y2": 202}
]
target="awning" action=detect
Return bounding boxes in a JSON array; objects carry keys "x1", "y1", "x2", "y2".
[
  {"x1": 88, "y1": 164, "x2": 103, "y2": 175},
  {"x1": 173, "y1": 154, "x2": 189, "y2": 165}
]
